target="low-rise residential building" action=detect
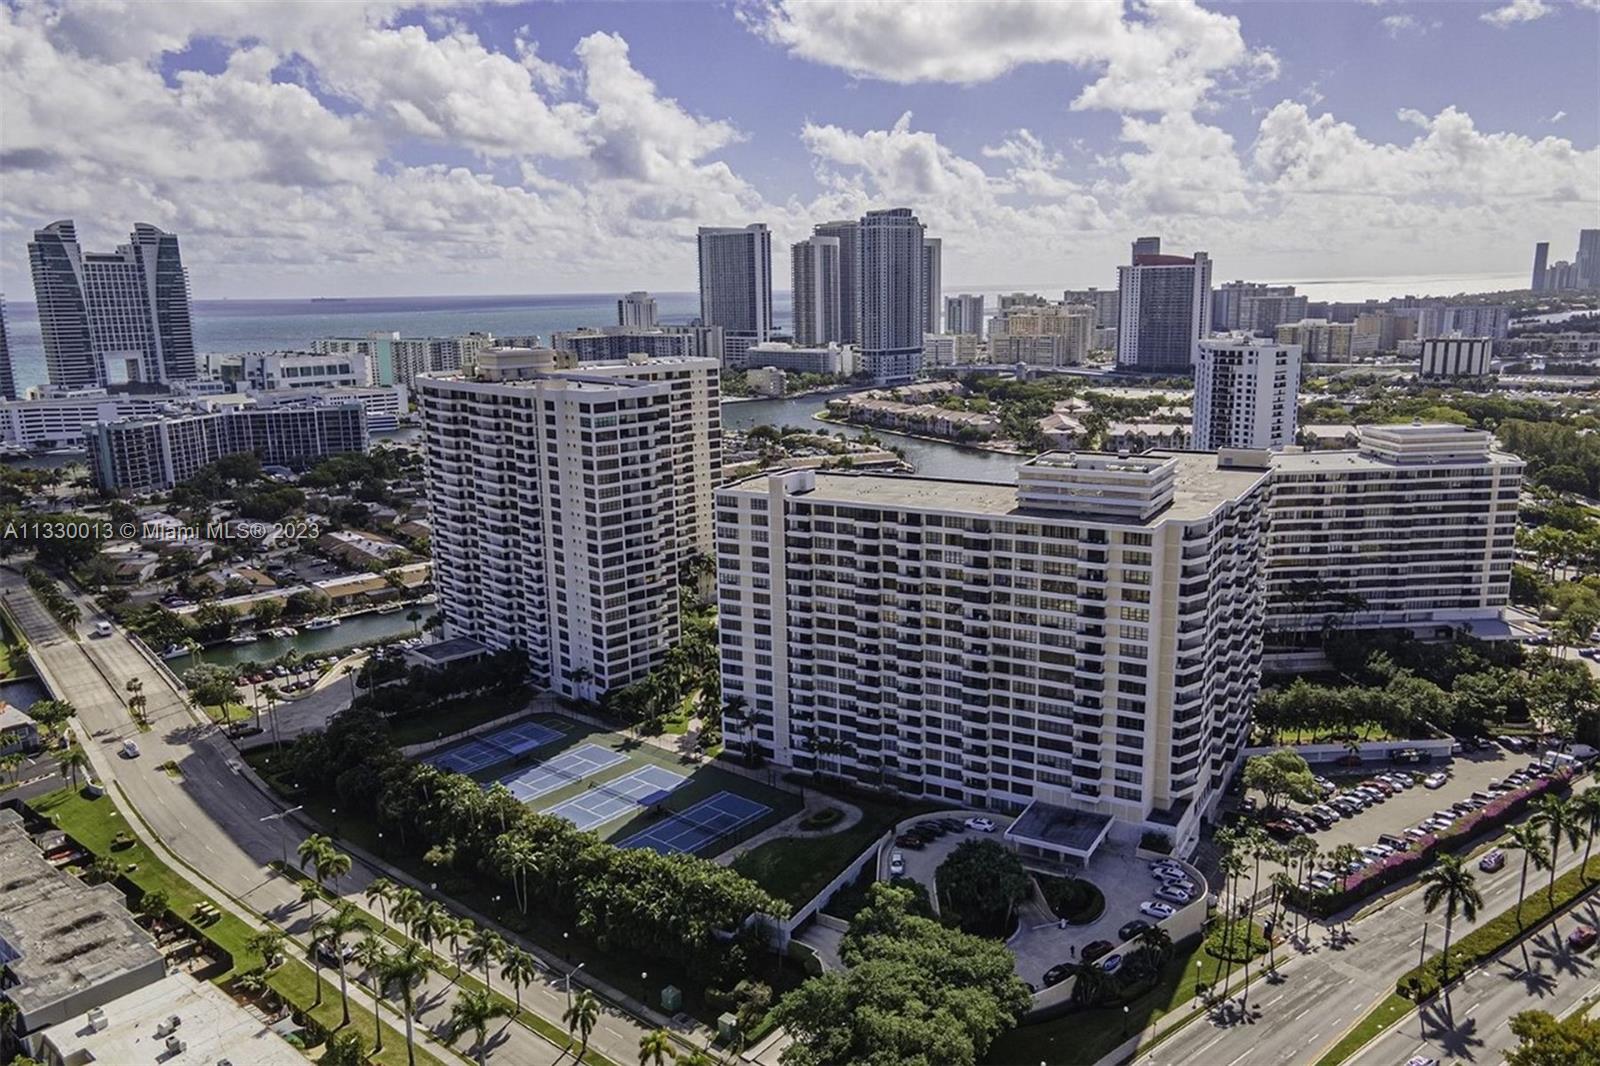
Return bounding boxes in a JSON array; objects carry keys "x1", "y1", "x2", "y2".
[
  {"x1": 0, "y1": 703, "x2": 40, "y2": 754},
  {"x1": 743, "y1": 342, "x2": 855, "y2": 376},
  {"x1": 745, "y1": 366, "x2": 787, "y2": 396},
  {"x1": 1103, "y1": 420, "x2": 1193, "y2": 453},
  {"x1": 921, "y1": 333, "x2": 982, "y2": 367},
  {"x1": 1275, "y1": 319, "x2": 1353, "y2": 362},
  {"x1": 1418, "y1": 337, "x2": 1493, "y2": 379},
  {"x1": 0, "y1": 389, "x2": 174, "y2": 448},
  {"x1": 202, "y1": 350, "x2": 370, "y2": 391}
]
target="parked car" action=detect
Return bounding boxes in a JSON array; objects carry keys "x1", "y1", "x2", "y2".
[
  {"x1": 1150, "y1": 859, "x2": 1184, "y2": 874},
  {"x1": 1100, "y1": 953, "x2": 1123, "y2": 974},
  {"x1": 1155, "y1": 885, "x2": 1193, "y2": 904},
  {"x1": 1139, "y1": 901, "x2": 1177, "y2": 920},
  {"x1": 1083, "y1": 940, "x2": 1115, "y2": 962},
  {"x1": 1568, "y1": 925, "x2": 1597, "y2": 951},
  {"x1": 1042, "y1": 963, "x2": 1073, "y2": 988},
  {"x1": 1499, "y1": 735, "x2": 1526, "y2": 752},
  {"x1": 1119, "y1": 919, "x2": 1151, "y2": 941},
  {"x1": 894, "y1": 834, "x2": 925, "y2": 849},
  {"x1": 888, "y1": 851, "x2": 905, "y2": 877},
  {"x1": 1479, "y1": 849, "x2": 1506, "y2": 873},
  {"x1": 1424, "y1": 773, "x2": 1447, "y2": 789},
  {"x1": 965, "y1": 817, "x2": 996, "y2": 833}
]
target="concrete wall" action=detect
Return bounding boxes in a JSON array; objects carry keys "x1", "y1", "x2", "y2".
[{"x1": 1242, "y1": 737, "x2": 1454, "y2": 765}]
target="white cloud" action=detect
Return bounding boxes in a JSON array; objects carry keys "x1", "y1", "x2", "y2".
[
  {"x1": 747, "y1": 0, "x2": 1275, "y2": 113},
  {"x1": 1481, "y1": 0, "x2": 1553, "y2": 25},
  {"x1": 1548, "y1": 110, "x2": 1568, "y2": 122},
  {"x1": 1380, "y1": 14, "x2": 1434, "y2": 36}
]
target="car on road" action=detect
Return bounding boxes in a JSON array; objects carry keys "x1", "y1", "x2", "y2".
[
  {"x1": 1155, "y1": 885, "x2": 1192, "y2": 904},
  {"x1": 120, "y1": 739, "x2": 140, "y2": 758},
  {"x1": 1042, "y1": 963, "x2": 1073, "y2": 988},
  {"x1": 1082, "y1": 940, "x2": 1114, "y2": 963},
  {"x1": 888, "y1": 851, "x2": 905, "y2": 877},
  {"x1": 1119, "y1": 919, "x2": 1151, "y2": 941},
  {"x1": 1479, "y1": 849, "x2": 1506, "y2": 873},
  {"x1": 1139, "y1": 901, "x2": 1177, "y2": 920},
  {"x1": 91, "y1": 620, "x2": 113, "y2": 637},
  {"x1": 1568, "y1": 925, "x2": 1597, "y2": 951},
  {"x1": 1404, "y1": 1056, "x2": 1441, "y2": 1066},
  {"x1": 965, "y1": 817, "x2": 996, "y2": 833}
]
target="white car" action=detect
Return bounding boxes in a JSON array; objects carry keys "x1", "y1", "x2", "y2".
[
  {"x1": 888, "y1": 851, "x2": 905, "y2": 877},
  {"x1": 1155, "y1": 885, "x2": 1192, "y2": 904},
  {"x1": 1139, "y1": 901, "x2": 1177, "y2": 920},
  {"x1": 964, "y1": 817, "x2": 996, "y2": 833},
  {"x1": 91, "y1": 620, "x2": 113, "y2": 638},
  {"x1": 1424, "y1": 773, "x2": 1447, "y2": 789}
]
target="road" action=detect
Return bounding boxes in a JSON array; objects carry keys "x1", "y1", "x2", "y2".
[
  {"x1": 1139, "y1": 785, "x2": 1598, "y2": 1066},
  {"x1": 1, "y1": 570, "x2": 694, "y2": 1066},
  {"x1": 1348, "y1": 894, "x2": 1599, "y2": 1066}
]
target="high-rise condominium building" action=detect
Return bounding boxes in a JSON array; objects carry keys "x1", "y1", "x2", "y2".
[
  {"x1": 1131, "y1": 236, "x2": 1162, "y2": 259},
  {"x1": 1531, "y1": 242, "x2": 1550, "y2": 293},
  {"x1": 812, "y1": 220, "x2": 861, "y2": 345},
  {"x1": 28, "y1": 220, "x2": 196, "y2": 389},
  {"x1": 944, "y1": 294, "x2": 985, "y2": 337},
  {"x1": 313, "y1": 332, "x2": 493, "y2": 387},
  {"x1": 921, "y1": 237, "x2": 943, "y2": 334},
  {"x1": 1193, "y1": 338, "x2": 1301, "y2": 451},
  {"x1": 790, "y1": 236, "x2": 841, "y2": 347},
  {"x1": 1211, "y1": 281, "x2": 1307, "y2": 336},
  {"x1": 0, "y1": 296, "x2": 15, "y2": 401},
  {"x1": 859, "y1": 208, "x2": 926, "y2": 385},
  {"x1": 1264, "y1": 423, "x2": 1521, "y2": 638},
  {"x1": 419, "y1": 348, "x2": 719, "y2": 699},
  {"x1": 1577, "y1": 229, "x2": 1600, "y2": 290},
  {"x1": 617, "y1": 291, "x2": 658, "y2": 329},
  {"x1": 1116, "y1": 246, "x2": 1213, "y2": 372},
  {"x1": 1275, "y1": 319, "x2": 1353, "y2": 362},
  {"x1": 1418, "y1": 338, "x2": 1492, "y2": 379},
  {"x1": 1415, "y1": 304, "x2": 1509, "y2": 340},
  {"x1": 716, "y1": 452, "x2": 1271, "y2": 858},
  {"x1": 1062, "y1": 288, "x2": 1120, "y2": 329},
  {"x1": 988, "y1": 304, "x2": 1094, "y2": 367},
  {"x1": 697, "y1": 224, "x2": 773, "y2": 368}
]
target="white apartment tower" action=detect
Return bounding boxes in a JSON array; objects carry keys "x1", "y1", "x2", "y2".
[
  {"x1": 716, "y1": 452, "x2": 1272, "y2": 858},
  {"x1": 921, "y1": 237, "x2": 943, "y2": 334},
  {"x1": 697, "y1": 224, "x2": 773, "y2": 368},
  {"x1": 1193, "y1": 338, "x2": 1301, "y2": 451},
  {"x1": 790, "y1": 236, "x2": 842, "y2": 347},
  {"x1": 944, "y1": 294, "x2": 985, "y2": 338},
  {"x1": 1264, "y1": 423, "x2": 1522, "y2": 639},
  {"x1": 419, "y1": 348, "x2": 720, "y2": 699},
  {"x1": 859, "y1": 208, "x2": 927, "y2": 385},
  {"x1": 617, "y1": 291, "x2": 659, "y2": 329}
]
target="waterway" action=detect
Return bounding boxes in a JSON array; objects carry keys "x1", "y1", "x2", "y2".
[
  {"x1": 721, "y1": 393, "x2": 1030, "y2": 483},
  {"x1": 196, "y1": 605, "x2": 437, "y2": 669}
]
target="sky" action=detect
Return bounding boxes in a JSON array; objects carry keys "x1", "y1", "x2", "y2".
[{"x1": 0, "y1": 0, "x2": 1597, "y2": 301}]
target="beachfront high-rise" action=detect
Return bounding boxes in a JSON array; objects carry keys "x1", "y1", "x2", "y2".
[
  {"x1": 27, "y1": 220, "x2": 197, "y2": 389},
  {"x1": 418, "y1": 348, "x2": 720, "y2": 700},
  {"x1": 1531, "y1": 242, "x2": 1550, "y2": 293},
  {"x1": 697, "y1": 224, "x2": 773, "y2": 368},
  {"x1": 0, "y1": 296, "x2": 15, "y2": 401},
  {"x1": 812, "y1": 220, "x2": 861, "y2": 345},
  {"x1": 790, "y1": 235, "x2": 842, "y2": 347},
  {"x1": 616, "y1": 291, "x2": 658, "y2": 330},
  {"x1": 944, "y1": 294, "x2": 985, "y2": 338},
  {"x1": 921, "y1": 237, "x2": 943, "y2": 334},
  {"x1": 716, "y1": 452, "x2": 1272, "y2": 858},
  {"x1": 1116, "y1": 240, "x2": 1212, "y2": 373},
  {"x1": 1192, "y1": 337, "x2": 1301, "y2": 451},
  {"x1": 859, "y1": 208, "x2": 926, "y2": 384}
]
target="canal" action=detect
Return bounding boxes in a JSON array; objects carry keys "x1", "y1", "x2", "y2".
[
  {"x1": 197, "y1": 605, "x2": 437, "y2": 669},
  {"x1": 721, "y1": 393, "x2": 1030, "y2": 483}
]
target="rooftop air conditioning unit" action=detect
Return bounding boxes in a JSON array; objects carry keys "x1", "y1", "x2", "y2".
[
  {"x1": 87, "y1": 1008, "x2": 108, "y2": 1032},
  {"x1": 165, "y1": 1036, "x2": 186, "y2": 1054}
]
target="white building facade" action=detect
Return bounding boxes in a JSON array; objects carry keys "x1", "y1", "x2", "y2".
[
  {"x1": 1193, "y1": 338, "x2": 1301, "y2": 451},
  {"x1": 1418, "y1": 337, "x2": 1493, "y2": 379},
  {"x1": 790, "y1": 235, "x2": 842, "y2": 347}
]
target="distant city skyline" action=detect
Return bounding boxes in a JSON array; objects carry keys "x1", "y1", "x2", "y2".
[{"x1": 1, "y1": 1, "x2": 1595, "y2": 300}]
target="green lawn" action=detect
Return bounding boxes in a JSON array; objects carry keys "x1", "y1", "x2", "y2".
[
  {"x1": 30, "y1": 788, "x2": 448, "y2": 1066},
  {"x1": 1313, "y1": 993, "x2": 1414, "y2": 1066}
]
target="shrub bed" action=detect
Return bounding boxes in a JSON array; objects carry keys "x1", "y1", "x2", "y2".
[
  {"x1": 1396, "y1": 854, "x2": 1600, "y2": 1002},
  {"x1": 1035, "y1": 873, "x2": 1106, "y2": 925},
  {"x1": 1285, "y1": 769, "x2": 1573, "y2": 917},
  {"x1": 799, "y1": 807, "x2": 844, "y2": 830},
  {"x1": 1204, "y1": 917, "x2": 1268, "y2": 963}
]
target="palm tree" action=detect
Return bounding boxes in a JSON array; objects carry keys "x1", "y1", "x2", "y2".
[
  {"x1": 1573, "y1": 785, "x2": 1600, "y2": 882},
  {"x1": 408, "y1": 900, "x2": 450, "y2": 956},
  {"x1": 380, "y1": 942, "x2": 431, "y2": 1066},
  {"x1": 564, "y1": 989, "x2": 600, "y2": 1061},
  {"x1": 407, "y1": 608, "x2": 423, "y2": 637},
  {"x1": 1533, "y1": 795, "x2": 1584, "y2": 903},
  {"x1": 315, "y1": 901, "x2": 369, "y2": 1027},
  {"x1": 365, "y1": 877, "x2": 398, "y2": 930},
  {"x1": 0, "y1": 753, "x2": 22, "y2": 784},
  {"x1": 464, "y1": 928, "x2": 505, "y2": 995},
  {"x1": 1420, "y1": 854, "x2": 1483, "y2": 984},
  {"x1": 1135, "y1": 923, "x2": 1173, "y2": 965},
  {"x1": 450, "y1": 987, "x2": 513, "y2": 1066},
  {"x1": 391, "y1": 885, "x2": 423, "y2": 929},
  {"x1": 1215, "y1": 848, "x2": 1247, "y2": 999},
  {"x1": 502, "y1": 948, "x2": 539, "y2": 1016},
  {"x1": 638, "y1": 1028, "x2": 677, "y2": 1066},
  {"x1": 60, "y1": 747, "x2": 90, "y2": 789},
  {"x1": 353, "y1": 934, "x2": 390, "y2": 1054},
  {"x1": 447, "y1": 917, "x2": 475, "y2": 977},
  {"x1": 247, "y1": 928, "x2": 287, "y2": 970},
  {"x1": 1504, "y1": 822, "x2": 1551, "y2": 928},
  {"x1": 1068, "y1": 960, "x2": 1108, "y2": 1006}
]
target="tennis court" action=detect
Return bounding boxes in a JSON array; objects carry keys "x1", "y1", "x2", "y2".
[
  {"x1": 498, "y1": 743, "x2": 625, "y2": 802},
  {"x1": 544, "y1": 765, "x2": 687, "y2": 831},
  {"x1": 425, "y1": 719, "x2": 564, "y2": 774},
  {"x1": 619, "y1": 791, "x2": 773, "y2": 856}
]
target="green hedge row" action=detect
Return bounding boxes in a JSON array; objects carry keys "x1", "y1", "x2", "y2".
[{"x1": 1396, "y1": 857, "x2": 1599, "y2": 1001}]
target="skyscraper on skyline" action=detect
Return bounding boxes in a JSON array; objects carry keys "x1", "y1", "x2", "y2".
[
  {"x1": 790, "y1": 235, "x2": 841, "y2": 347},
  {"x1": 811, "y1": 219, "x2": 861, "y2": 345},
  {"x1": 27, "y1": 219, "x2": 197, "y2": 390},
  {"x1": 1193, "y1": 337, "x2": 1301, "y2": 452},
  {"x1": 944, "y1": 293, "x2": 985, "y2": 337},
  {"x1": 0, "y1": 295, "x2": 15, "y2": 401},
  {"x1": 1131, "y1": 236, "x2": 1162, "y2": 259},
  {"x1": 1116, "y1": 243, "x2": 1213, "y2": 373},
  {"x1": 696, "y1": 223, "x2": 773, "y2": 367},
  {"x1": 921, "y1": 236, "x2": 942, "y2": 334},
  {"x1": 616, "y1": 290, "x2": 658, "y2": 329},
  {"x1": 1578, "y1": 229, "x2": 1600, "y2": 290},
  {"x1": 1531, "y1": 242, "x2": 1550, "y2": 293},
  {"x1": 859, "y1": 208, "x2": 926, "y2": 384}
]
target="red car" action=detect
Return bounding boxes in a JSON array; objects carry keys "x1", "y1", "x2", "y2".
[{"x1": 1569, "y1": 925, "x2": 1597, "y2": 951}]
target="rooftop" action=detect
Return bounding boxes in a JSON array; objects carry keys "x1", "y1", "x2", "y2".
[
  {"x1": 1005, "y1": 801, "x2": 1114, "y2": 859},
  {"x1": 408, "y1": 636, "x2": 491, "y2": 665}
]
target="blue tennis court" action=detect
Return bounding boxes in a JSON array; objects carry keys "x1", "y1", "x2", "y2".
[
  {"x1": 543, "y1": 765, "x2": 687, "y2": 831},
  {"x1": 619, "y1": 792, "x2": 772, "y2": 856},
  {"x1": 425, "y1": 719, "x2": 564, "y2": 775},
  {"x1": 499, "y1": 744, "x2": 625, "y2": 802}
]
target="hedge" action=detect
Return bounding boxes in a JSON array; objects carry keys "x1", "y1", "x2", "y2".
[
  {"x1": 1395, "y1": 854, "x2": 1600, "y2": 1002},
  {"x1": 1285, "y1": 768, "x2": 1573, "y2": 918}
]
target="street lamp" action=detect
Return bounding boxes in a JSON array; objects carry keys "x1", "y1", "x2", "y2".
[
  {"x1": 1122, "y1": 1005, "x2": 1130, "y2": 1039},
  {"x1": 564, "y1": 961, "x2": 586, "y2": 1009},
  {"x1": 258, "y1": 805, "x2": 303, "y2": 870}
]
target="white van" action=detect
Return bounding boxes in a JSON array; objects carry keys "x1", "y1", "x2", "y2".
[{"x1": 92, "y1": 621, "x2": 113, "y2": 638}]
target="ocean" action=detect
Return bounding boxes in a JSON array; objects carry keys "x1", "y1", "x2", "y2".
[{"x1": 0, "y1": 270, "x2": 1528, "y2": 394}]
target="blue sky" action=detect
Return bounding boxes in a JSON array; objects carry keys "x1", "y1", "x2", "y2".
[{"x1": 1, "y1": 0, "x2": 1596, "y2": 299}]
